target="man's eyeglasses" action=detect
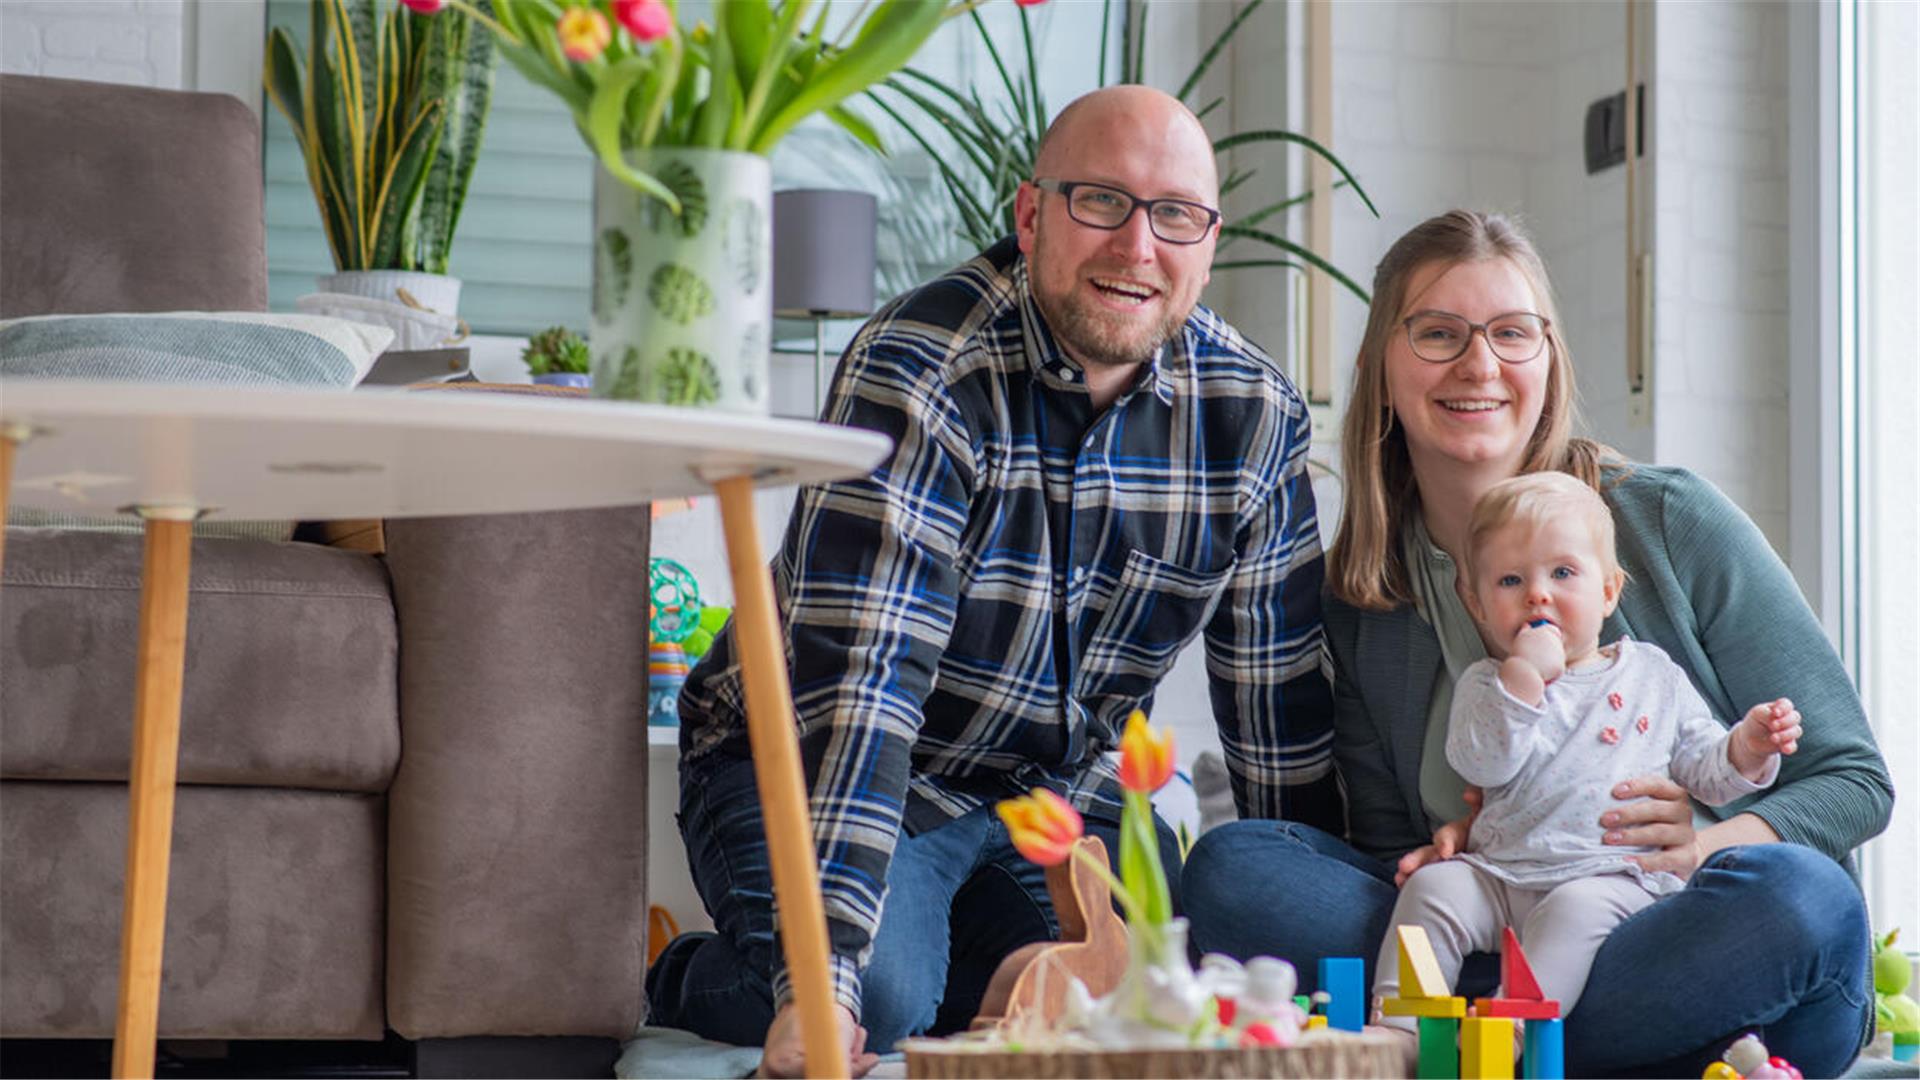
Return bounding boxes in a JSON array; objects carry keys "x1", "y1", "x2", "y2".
[
  {"x1": 1402, "y1": 310, "x2": 1551, "y2": 364},
  {"x1": 1032, "y1": 178, "x2": 1220, "y2": 245}
]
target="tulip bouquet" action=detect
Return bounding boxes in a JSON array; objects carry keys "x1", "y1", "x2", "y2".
[
  {"x1": 997, "y1": 711, "x2": 1307, "y2": 1049},
  {"x1": 404, "y1": 0, "x2": 999, "y2": 212}
]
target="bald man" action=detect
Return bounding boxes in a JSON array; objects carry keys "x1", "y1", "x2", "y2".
[{"x1": 648, "y1": 86, "x2": 1337, "y2": 1077}]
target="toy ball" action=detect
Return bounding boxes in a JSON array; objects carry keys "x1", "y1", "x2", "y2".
[
  {"x1": 1701, "y1": 1064, "x2": 1740, "y2": 1080},
  {"x1": 649, "y1": 558, "x2": 702, "y2": 643}
]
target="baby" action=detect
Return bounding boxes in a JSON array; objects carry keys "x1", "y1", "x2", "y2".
[{"x1": 1372, "y1": 470, "x2": 1802, "y2": 1033}]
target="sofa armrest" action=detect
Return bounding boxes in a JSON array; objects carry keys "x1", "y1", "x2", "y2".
[{"x1": 381, "y1": 507, "x2": 652, "y2": 1039}]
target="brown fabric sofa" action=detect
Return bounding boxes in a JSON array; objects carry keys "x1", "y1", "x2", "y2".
[{"x1": 0, "y1": 75, "x2": 652, "y2": 1054}]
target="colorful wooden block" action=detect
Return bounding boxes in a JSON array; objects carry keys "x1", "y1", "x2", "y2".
[
  {"x1": 1461, "y1": 1016, "x2": 1515, "y2": 1079},
  {"x1": 1383, "y1": 995, "x2": 1468, "y2": 1018},
  {"x1": 1522, "y1": 1017, "x2": 1564, "y2": 1079},
  {"x1": 1475, "y1": 997, "x2": 1561, "y2": 1020},
  {"x1": 1418, "y1": 1016, "x2": 1460, "y2": 1079},
  {"x1": 1501, "y1": 927, "x2": 1545, "y2": 1001},
  {"x1": 1305, "y1": 1014, "x2": 1328, "y2": 1030},
  {"x1": 1399, "y1": 924, "x2": 1453, "y2": 998},
  {"x1": 1318, "y1": 957, "x2": 1366, "y2": 1032}
]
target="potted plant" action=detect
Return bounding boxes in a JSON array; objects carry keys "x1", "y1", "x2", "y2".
[
  {"x1": 522, "y1": 324, "x2": 593, "y2": 387},
  {"x1": 413, "y1": 0, "x2": 1029, "y2": 413},
  {"x1": 264, "y1": 0, "x2": 497, "y2": 326}
]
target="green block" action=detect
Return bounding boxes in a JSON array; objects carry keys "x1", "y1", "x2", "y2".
[{"x1": 1419, "y1": 1016, "x2": 1459, "y2": 1079}]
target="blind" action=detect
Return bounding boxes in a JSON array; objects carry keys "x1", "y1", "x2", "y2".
[{"x1": 262, "y1": 1, "x2": 1121, "y2": 339}]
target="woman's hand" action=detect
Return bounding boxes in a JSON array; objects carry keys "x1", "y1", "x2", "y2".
[
  {"x1": 1395, "y1": 786, "x2": 1482, "y2": 886},
  {"x1": 1604, "y1": 774, "x2": 1705, "y2": 878},
  {"x1": 758, "y1": 1001, "x2": 878, "y2": 1079}
]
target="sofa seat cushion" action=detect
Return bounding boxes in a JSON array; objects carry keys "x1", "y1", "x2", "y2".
[
  {"x1": 0, "y1": 782, "x2": 385, "y2": 1038},
  {"x1": 0, "y1": 528, "x2": 399, "y2": 793}
]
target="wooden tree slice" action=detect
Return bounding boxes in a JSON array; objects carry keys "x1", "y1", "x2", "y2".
[
  {"x1": 973, "y1": 835, "x2": 1129, "y2": 1027},
  {"x1": 904, "y1": 1032, "x2": 1406, "y2": 1079}
]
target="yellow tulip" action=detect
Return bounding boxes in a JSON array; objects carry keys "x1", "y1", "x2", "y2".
[
  {"x1": 997, "y1": 788, "x2": 1083, "y2": 866},
  {"x1": 557, "y1": 6, "x2": 612, "y2": 62},
  {"x1": 1117, "y1": 709, "x2": 1175, "y2": 793}
]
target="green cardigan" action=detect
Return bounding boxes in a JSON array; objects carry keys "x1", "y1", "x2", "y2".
[{"x1": 1325, "y1": 463, "x2": 1894, "y2": 866}]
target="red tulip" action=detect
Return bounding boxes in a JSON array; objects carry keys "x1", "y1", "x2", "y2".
[
  {"x1": 1116, "y1": 709, "x2": 1174, "y2": 793},
  {"x1": 996, "y1": 788, "x2": 1083, "y2": 867},
  {"x1": 399, "y1": 0, "x2": 444, "y2": 12},
  {"x1": 557, "y1": 6, "x2": 612, "y2": 61},
  {"x1": 614, "y1": 0, "x2": 673, "y2": 42},
  {"x1": 1013, "y1": 0, "x2": 1048, "y2": 6}
]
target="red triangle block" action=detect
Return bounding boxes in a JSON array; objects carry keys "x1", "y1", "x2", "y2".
[
  {"x1": 1501, "y1": 926, "x2": 1545, "y2": 1001},
  {"x1": 1475, "y1": 997, "x2": 1561, "y2": 1020}
]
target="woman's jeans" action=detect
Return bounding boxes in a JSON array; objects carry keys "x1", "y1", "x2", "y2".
[
  {"x1": 1183, "y1": 820, "x2": 1871, "y2": 1078},
  {"x1": 646, "y1": 753, "x2": 1182, "y2": 1051}
]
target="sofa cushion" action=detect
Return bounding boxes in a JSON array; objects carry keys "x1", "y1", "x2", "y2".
[
  {"x1": 0, "y1": 782, "x2": 385, "y2": 1038},
  {"x1": 0, "y1": 311, "x2": 390, "y2": 386},
  {"x1": 0, "y1": 529, "x2": 400, "y2": 793}
]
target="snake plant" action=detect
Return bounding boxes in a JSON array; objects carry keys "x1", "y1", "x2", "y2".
[{"x1": 265, "y1": 0, "x2": 497, "y2": 273}]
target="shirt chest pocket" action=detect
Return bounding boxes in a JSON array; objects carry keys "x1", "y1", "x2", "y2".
[{"x1": 1079, "y1": 548, "x2": 1236, "y2": 698}]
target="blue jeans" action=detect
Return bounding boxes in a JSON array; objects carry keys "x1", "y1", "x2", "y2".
[
  {"x1": 646, "y1": 754, "x2": 1182, "y2": 1051},
  {"x1": 1183, "y1": 821, "x2": 1871, "y2": 1078}
]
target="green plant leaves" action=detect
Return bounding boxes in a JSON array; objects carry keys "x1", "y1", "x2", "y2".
[{"x1": 264, "y1": 0, "x2": 494, "y2": 273}]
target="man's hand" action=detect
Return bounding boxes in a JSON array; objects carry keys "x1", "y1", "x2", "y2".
[
  {"x1": 1603, "y1": 774, "x2": 1704, "y2": 878},
  {"x1": 1395, "y1": 786, "x2": 1483, "y2": 887},
  {"x1": 758, "y1": 1001, "x2": 879, "y2": 1079},
  {"x1": 1730, "y1": 697, "x2": 1801, "y2": 778}
]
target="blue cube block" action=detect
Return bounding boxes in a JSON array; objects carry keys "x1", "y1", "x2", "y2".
[
  {"x1": 1318, "y1": 956, "x2": 1365, "y2": 1032},
  {"x1": 1523, "y1": 1017, "x2": 1564, "y2": 1079}
]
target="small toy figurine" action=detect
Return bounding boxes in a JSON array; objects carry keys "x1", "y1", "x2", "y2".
[
  {"x1": 1702, "y1": 1033, "x2": 1802, "y2": 1079},
  {"x1": 1876, "y1": 929, "x2": 1920, "y2": 1062}
]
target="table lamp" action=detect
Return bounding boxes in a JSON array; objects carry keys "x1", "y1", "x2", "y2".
[{"x1": 773, "y1": 189, "x2": 879, "y2": 411}]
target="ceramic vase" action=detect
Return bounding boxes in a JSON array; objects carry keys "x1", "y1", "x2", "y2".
[{"x1": 590, "y1": 151, "x2": 772, "y2": 413}]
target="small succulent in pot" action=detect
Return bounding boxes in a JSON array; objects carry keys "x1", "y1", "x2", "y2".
[{"x1": 523, "y1": 325, "x2": 593, "y2": 387}]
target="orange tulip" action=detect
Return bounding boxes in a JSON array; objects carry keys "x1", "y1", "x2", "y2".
[
  {"x1": 997, "y1": 788, "x2": 1083, "y2": 867},
  {"x1": 1117, "y1": 709, "x2": 1175, "y2": 793},
  {"x1": 557, "y1": 6, "x2": 612, "y2": 62}
]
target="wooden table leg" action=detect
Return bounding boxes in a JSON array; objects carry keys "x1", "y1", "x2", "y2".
[
  {"x1": 0, "y1": 427, "x2": 23, "y2": 576},
  {"x1": 111, "y1": 512, "x2": 195, "y2": 1080},
  {"x1": 713, "y1": 476, "x2": 845, "y2": 1080}
]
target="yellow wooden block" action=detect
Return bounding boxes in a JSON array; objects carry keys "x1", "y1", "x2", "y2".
[
  {"x1": 1381, "y1": 995, "x2": 1468, "y2": 1018},
  {"x1": 1398, "y1": 925, "x2": 1453, "y2": 999},
  {"x1": 1460, "y1": 1016, "x2": 1515, "y2": 1079},
  {"x1": 1306, "y1": 1015, "x2": 1328, "y2": 1030}
]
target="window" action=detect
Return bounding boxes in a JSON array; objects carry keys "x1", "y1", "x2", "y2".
[{"x1": 1851, "y1": 0, "x2": 1919, "y2": 940}]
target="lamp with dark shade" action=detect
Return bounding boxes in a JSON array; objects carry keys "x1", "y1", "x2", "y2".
[{"x1": 773, "y1": 189, "x2": 879, "y2": 410}]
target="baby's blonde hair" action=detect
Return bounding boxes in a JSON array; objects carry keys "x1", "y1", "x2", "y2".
[{"x1": 1464, "y1": 471, "x2": 1623, "y2": 588}]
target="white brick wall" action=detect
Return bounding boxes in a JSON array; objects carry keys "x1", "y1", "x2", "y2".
[
  {"x1": 0, "y1": 0, "x2": 186, "y2": 88},
  {"x1": 1651, "y1": 0, "x2": 1792, "y2": 551}
]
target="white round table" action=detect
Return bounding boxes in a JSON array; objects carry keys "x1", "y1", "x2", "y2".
[{"x1": 0, "y1": 381, "x2": 890, "y2": 1080}]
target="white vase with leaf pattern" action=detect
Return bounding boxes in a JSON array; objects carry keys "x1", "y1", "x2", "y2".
[{"x1": 590, "y1": 151, "x2": 771, "y2": 414}]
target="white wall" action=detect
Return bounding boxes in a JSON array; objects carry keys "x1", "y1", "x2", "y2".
[
  {"x1": 1649, "y1": 0, "x2": 1792, "y2": 551},
  {"x1": 1, "y1": 0, "x2": 186, "y2": 88}
]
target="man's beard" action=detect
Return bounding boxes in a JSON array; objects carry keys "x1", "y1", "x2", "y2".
[{"x1": 1036, "y1": 279, "x2": 1190, "y2": 370}]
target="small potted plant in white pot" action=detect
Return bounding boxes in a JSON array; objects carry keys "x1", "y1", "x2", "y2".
[
  {"x1": 523, "y1": 325, "x2": 592, "y2": 388},
  {"x1": 265, "y1": 0, "x2": 496, "y2": 335}
]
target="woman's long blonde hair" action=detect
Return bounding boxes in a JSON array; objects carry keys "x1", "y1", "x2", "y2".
[{"x1": 1327, "y1": 209, "x2": 1617, "y2": 611}]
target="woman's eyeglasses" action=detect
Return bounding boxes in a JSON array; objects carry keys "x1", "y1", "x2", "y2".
[{"x1": 1402, "y1": 311, "x2": 1551, "y2": 364}]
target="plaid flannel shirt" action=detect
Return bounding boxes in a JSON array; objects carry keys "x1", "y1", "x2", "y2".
[{"x1": 678, "y1": 238, "x2": 1338, "y2": 1016}]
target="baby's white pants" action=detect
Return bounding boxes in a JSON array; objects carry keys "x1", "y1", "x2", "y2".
[{"x1": 1371, "y1": 859, "x2": 1657, "y2": 1030}]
